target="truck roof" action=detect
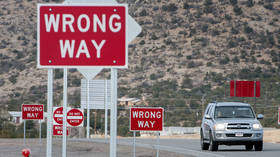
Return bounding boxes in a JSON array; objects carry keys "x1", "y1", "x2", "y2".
[{"x1": 210, "y1": 102, "x2": 251, "y2": 107}]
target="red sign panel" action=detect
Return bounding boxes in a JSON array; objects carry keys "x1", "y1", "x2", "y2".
[
  {"x1": 230, "y1": 80, "x2": 260, "y2": 97},
  {"x1": 53, "y1": 107, "x2": 64, "y2": 125},
  {"x1": 67, "y1": 108, "x2": 84, "y2": 127},
  {"x1": 22, "y1": 104, "x2": 44, "y2": 120},
  {"x1": 38, "y1": 4, "x2": 127, "y2": 68},
  {"x1": 130, "y1": 108, "x2": 164, "y2": 131},
  {"x1": 53, "y1": 125, "x2": 69, "y2": 136}
]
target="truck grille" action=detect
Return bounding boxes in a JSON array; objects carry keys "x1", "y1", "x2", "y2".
[
  {"x1": 227, "y1": 123, "x2": 251, "y2": 130},
  {"x1": 226, "y1": 133, "x2": 252, "y2": 137}
]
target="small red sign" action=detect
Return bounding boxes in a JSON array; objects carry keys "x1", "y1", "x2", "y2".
[
  {"x1": 53, "y1": 125, "x2": 69, "y2": 136},
  {"x1": 130, "y1": 107, "x2": 164, "y2": 131},
  {"x1": 67, "y1": 108, "x2": 84, "y2": 127},
  {"x1": 230, "y1": 80, "x2": 260, "y2": 97},
  {"x1": 53, "y1": 107, "x2": 64, "y2": 125},
  {"x1": 22, "y1": 104, "x2": 44, "y2": 120},
  {"x1": 38, "y1": 4, "x2": 127, "y2": 68}
]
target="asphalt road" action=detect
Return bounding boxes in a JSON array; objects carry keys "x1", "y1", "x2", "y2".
[{"x1": 88, "y1": 138, "x2": 280, "y2": 157}]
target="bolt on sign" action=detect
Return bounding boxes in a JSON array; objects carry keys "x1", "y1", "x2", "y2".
[
  {"x1": 37, "y1": 4, "x2": 128, "y2": 68},
  {"x1": 130, "y1": 107, "x2": 164, "y2": 131},
  {"x1": 22, "y1": 104, "x2": 44, "y2": 120}
]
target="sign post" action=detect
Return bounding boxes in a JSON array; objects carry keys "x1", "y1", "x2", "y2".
[
  {"x1": 22, "y1": 104, "x2": 44, "y2": 146},
  {"x1": 46, "y1": 69, "x2": 53, "y2": 157},
  {"x1": 87, "y1": 79, "x2": 90, "y2": 139},
  {"x1": 133, "y1": 131, "x2": 136, "y2": 157},
  {"x1": 278, "y1": 107, "x2": 280, "y2": 125},
  {"x1": 130, "y1": 107, "x2": 164, "y2": 157},
  {"x1": 24, "y1": 120, "x2": 26, "y2": 146},
  {"x1": 62, "y1": 68, "x2": 68, "y2": 157}
]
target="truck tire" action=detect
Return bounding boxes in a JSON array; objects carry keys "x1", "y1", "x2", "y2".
[
  {"x1": 209, "y1": 131, "x2": 218, "y2": 151},
  {"x1": 200, "y1": 131, "x2": 209, "y2": 150},
  {"x1": 254, "y1": 141, "x2": 263, "y2": 151}
]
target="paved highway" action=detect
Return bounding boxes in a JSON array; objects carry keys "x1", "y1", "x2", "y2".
[{"x1": 86, "y1": 138, "x2": 280, "y2": 157}]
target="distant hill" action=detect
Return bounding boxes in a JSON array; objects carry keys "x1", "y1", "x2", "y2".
[{"x1": 0, "y1": 0, "x2": 280, "y2": 114}]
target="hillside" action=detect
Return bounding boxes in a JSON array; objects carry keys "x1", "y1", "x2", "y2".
[{"x1": 0, "y1": 0, "x2": 280, "y2": 117}]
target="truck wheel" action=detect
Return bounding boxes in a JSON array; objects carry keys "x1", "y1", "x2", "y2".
[
  {"x1": 245, "y1": 144, "x2": 253, "y2": 151},
  {"x1": 200, "y1": 131, "x2": 209, "y2": 150},
  {"x1": 209, "y1": 131, "x2": 218, "y2": 151},
  {"x1": 254, "y1": 141, "x2": 263, "y2": 151}
]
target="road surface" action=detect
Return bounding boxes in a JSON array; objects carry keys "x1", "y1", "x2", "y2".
[{"x1": 89, "y1": 138, "x2": 280, "y2": 157}]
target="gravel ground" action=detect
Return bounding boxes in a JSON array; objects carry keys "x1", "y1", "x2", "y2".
[{"x1": 0, "y1": 138, "x2": 190, "y2": 157}]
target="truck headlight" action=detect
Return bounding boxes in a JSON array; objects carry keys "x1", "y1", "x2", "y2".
[
  {"x1": 252, "y1": 123, "x2": 262, "y2": 130},
  {"x1": 214, "y1": 123, "x2": 226, "y2": 131}
]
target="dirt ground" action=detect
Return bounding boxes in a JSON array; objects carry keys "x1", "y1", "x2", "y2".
[{"x1": 0, "y1": 139, "x2": 190, "y2": 157}]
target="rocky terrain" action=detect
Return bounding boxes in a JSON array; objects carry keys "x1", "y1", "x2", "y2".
[{"x1": 0, "y1": 0, "x2": 280, "y2": 112}]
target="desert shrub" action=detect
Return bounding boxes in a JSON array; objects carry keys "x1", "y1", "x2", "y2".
[
  {"x1": 246, "y1": 0, "x2": 254, "y2": 7},
  {"x1": 182, "y1": 77, "x2": 193, "y2": 88},
  {"x1": 231, "y1": 28, "x2": 239, "y2": 34},
  {"x1": 233, "y1": 56, "x2": 240, "y2": 63},
  {"x1": 201, "y1": 24, "x2": 208, "y2": 32},
  {"x1": 230, "y1": 0, "x2": 238, "y2": 5},
  {"x1": 233, "y1": 6, "x2": 243, "y2": 15},
  {"x1": 244, "y1": 25, "x2": 254, "y2": 34},
  {"x1": 162, "y1": 3, "x2": 178, "y2": 12},
  {"x1": 219, "y1": 57, "x2": 230, "y2": 65},
  {"x1": 139, "y1": 9, "x2": 147, "y2": 16},
  {"x1": 264, "y1": 4, "x2": 273, "y2": 10},
  {"x1": 225, "y1": 14, "x2": 232, "y2": 20},
  {"x1": 9, "y1": 74, "x2": 18, "y2": 84},
  {"x1": 228, "y1": 40, "x2": 237, "y2": 48}
]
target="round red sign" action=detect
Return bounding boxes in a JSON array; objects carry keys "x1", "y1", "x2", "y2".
[
  {"x1": 67, "y1": 109, "x2": 83, "y2": 126},
  {"x1": 53, "y1": 107, "x2": 63, "y2": 125}
]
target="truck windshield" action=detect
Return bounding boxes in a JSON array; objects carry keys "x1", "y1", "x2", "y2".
[{"x1": 214, "y1": 106, "x2": 255, "y2": 119}]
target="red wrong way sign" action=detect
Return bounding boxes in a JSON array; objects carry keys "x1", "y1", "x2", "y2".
[
  {"x1": 38, "y1": 4, "x2": 127, "y2": 68},
  {"x1": 53, "y1": 125, "x2": 69, "y2": 136},
  {"x1": 130, "y1": 107, "x2": 164, "y2": 131},
  {"x1": 67, "y1": 108, "x2": 84, "y2": 127},
  {"x1": 22, "y1": 104, "x2": 44, "y2": 120}
]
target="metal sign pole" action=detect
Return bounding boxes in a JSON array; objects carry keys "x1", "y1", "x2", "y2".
[
  {"x1": 62, "y1": 68, "x2": 68, "y2": 157},
  {"x1": 46, "y1": 69, "x2": 53, "y2": 157},
  {"x1": 156, "y1": 132, "x2": 160, "y2": 157},
  {"x1": 133, "y1": 131, "x2": 136, "y2": 157},
  {"x1": 24, "y1": 120, "x2": 26, "y2": 146},
  {"x1": 87, "y1": 79, "x2": 90, "y2": 139},
  {"x1": 39, "y1": 120, "x2": 42, "y2": 144},
  {"x1": 105, "y1": 80, "x2": 108, "y2": 138},
  {"x1": 110, "y1": 68, "x2": 117, "y2": 157}
]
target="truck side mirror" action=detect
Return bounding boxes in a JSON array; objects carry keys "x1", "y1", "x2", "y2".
[
  {"x1": 257, "y1": 114, "x2": 264, "y2": 119},
  {"x1": 205, "y1": 114, "x2": 212, "y2": 119}
]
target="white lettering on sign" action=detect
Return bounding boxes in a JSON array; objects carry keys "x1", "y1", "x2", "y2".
[
  {"x1": 27, "y1": 113, "x2": 39, "y2": 118},
  {"x1": 59, "y1": 40, "x2": 106, "y2": 59},
  {"x1": 138, "y1": 121, "x2": 155, "y2": 128},
  {"x1": 44, "y1": 14, "x2": 122, "y2": 33},
  {"x1": 23, "y1": 106, "x2": 43, "y2": 112},
  {"x1": 44, "y1": 14, "x2": 60, "y2": 32},
  {"x1": 132, "y1": 111, "x2": 161, "y2": 119}
]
